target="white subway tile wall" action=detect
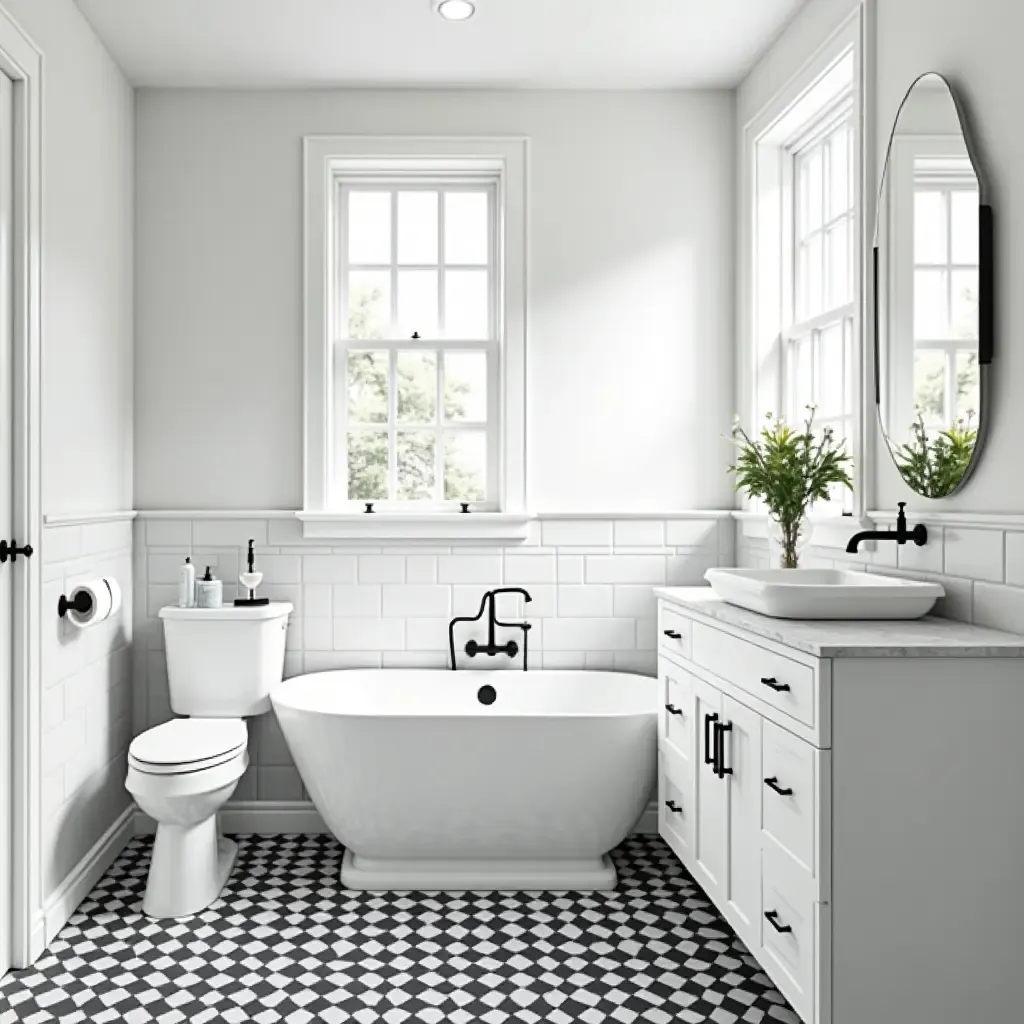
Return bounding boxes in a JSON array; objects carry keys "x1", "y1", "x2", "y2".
[
  {"x1": 737, "y1": 518, "x2": 1024, "y2": 634},
  {"x1": 42, "y1": 519, "x2": 134, "y2": 899},
  {"x1": 134, "y1": 514, "x2": 731, "y2": 806}
]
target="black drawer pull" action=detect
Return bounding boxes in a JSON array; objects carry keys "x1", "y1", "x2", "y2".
[
  {"x1": 663, "y1": 629, "x2": 682, "y2": 640},
  {"x1": 665, "y1": 703, "x2": 684, "y2": 716},
  {"x1": 664, "y1": 800, "x2": 682, "y2": 814},
  {"x1": 714, "y1": 721, "x2": 733, "y2": 778},
  {"x1": 764, "y1": 777, "x2": 794, "y2": 796},
  {"x1": 764, "y1": 910, "x2": 792, "y2": 934},
  {"x1": 704, "y1": 712, "x2": 719, "y2": 765},
  {"x1": 761, "y1": 676, "x2": 791, "y2": 692}
]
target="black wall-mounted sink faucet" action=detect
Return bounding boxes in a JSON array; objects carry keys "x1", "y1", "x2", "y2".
[{"x1": 846, "y1": 502, "x2": 927, "y2": 554}]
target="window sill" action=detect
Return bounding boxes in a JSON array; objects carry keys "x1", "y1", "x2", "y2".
[
  {"x1": 732, "y1": 511, "x2": 873, "y2": 552},
  {"x1": 297, "y1": 511, "x2": 533, "y2": 542}
]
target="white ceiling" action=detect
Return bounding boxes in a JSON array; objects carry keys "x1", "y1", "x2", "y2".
[{"x1": 75, "y1": 0, "x2": 807, "y2": 89}]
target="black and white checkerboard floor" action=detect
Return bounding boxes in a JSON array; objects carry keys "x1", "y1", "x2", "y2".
[{"x1": 1, "y1": 834, "x2": 798, "y2": 1023}]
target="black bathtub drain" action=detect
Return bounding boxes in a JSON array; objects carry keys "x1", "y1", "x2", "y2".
[{"x1": 477, "y1": 684, "x2": 497, "y2": 706}]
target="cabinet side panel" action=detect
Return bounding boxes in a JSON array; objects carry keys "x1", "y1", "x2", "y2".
[{"x1": 831, "y1": 657, "x2": 1024, "y2": 1024}]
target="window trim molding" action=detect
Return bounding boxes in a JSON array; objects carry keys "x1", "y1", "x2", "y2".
[
  {"x1": 738, "y1": 3, "x2": 874, "y2": 545},
  {"x1": 303, "y1": 135, "x2": 528, "y2": 541}
]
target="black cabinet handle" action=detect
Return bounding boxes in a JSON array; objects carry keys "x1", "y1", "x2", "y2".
[
  {"x1": 764, "y1": 910, "x2": 792, "y2": 934},
  {"x1": 714, "y1": 721, "x2": 733, "y2": 778},
  {"x1": 764, "y1": 776, "x2": 793, "y2": 796},
  {"x1": 704, "y1": 712, "x2": 719, "y2": 765},
  {"x1": 665, "y1": 703, "x2": 683, "y2": 716},
  {"x1": 663, "y1": 629, "x2": 682, "y2": 640},
  {"x1": 664, "y1": 800, "x2": 682, "y2": 814},
  {"x1": 761, "y1": 676, "x2": 791, "y2": 692}
]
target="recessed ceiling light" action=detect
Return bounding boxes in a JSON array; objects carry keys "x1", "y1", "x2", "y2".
[{"x1": 434, "y1": 0, "x2": 476, "y2": 22}]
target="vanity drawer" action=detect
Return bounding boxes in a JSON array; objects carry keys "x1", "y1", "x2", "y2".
[
  {"x1": 691, "y1": 622, "x2": 816, "y2": 729},
  {"x1": 658, "y1": 604, "x2": 692, "y2": 662},
  {"x1": 660, "y1": 660, "x2": 695, "y2": 760},
  {"x1": 762, "y1": 720, "x2": 818, "y2": 880},
  {"x1": 760, "y1": 842, "x2": 819, "y2": 1024},
  {"x1": 659, "y1": 747, "x2": 694, "y2": 867}
]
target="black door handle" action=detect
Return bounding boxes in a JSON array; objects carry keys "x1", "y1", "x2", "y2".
[
  {"x1": 663, "y1": 629, "x2": 682, "y2": 640},
  {"x1": 704, "y1": 712, "x2": 719, "y2": 765},
  {"x1": 761, "y1": 676, "x2": 791, "y2": 692},
  {"x1": 664, "y1": 800, "x2": 682, "y2": 813},
  {"x1": 714, "y1": 721, "x2": 734, "y2": 778},
  {"x1": 0, "y1": 539, "x2": 33, "y2": 563},
  {"x1": 764, "y1": 776, "x2": 793, "y2": 796},
  {"x1": 665, "y1": 703, "x2": 683, "y2": 716},
  {"x1": 764, "y1": 910, "x2": 792, "y2": 933}
]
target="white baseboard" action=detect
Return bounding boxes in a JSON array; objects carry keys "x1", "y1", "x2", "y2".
[
  {"x1": 43, "y1": 806, "x2": 134, "y2": 947},
  {"x1": 136, "y1": 799, "x2": 660, "y2": 838}
]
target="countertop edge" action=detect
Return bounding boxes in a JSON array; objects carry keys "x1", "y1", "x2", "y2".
[{"x1": 655, "y1": 586, "x2": 1024, "y2": 658}]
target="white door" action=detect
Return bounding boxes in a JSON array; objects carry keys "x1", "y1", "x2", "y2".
[
  {"x1": 693, "y1": 675, "x2": 726, "y2": 902},
  {"x1": 721, "y1": 694, "x2": 763, "y2": 948},
  {"x1": 0, "y1": 69, "x2": 13, "y2": 980}
]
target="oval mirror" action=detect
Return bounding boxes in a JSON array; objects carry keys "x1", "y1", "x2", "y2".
[{"x1": 875, "y1": 72, "x2": 992, "y2": 498}]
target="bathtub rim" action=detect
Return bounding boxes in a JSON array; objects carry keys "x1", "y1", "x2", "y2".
[{"x1": 270, "y1": 668, "x2": 658, "y2": 719}]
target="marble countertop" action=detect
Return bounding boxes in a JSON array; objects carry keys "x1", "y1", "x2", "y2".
[{"x1": 655, "y1": 587, "x2": 1024, "y2": 658}]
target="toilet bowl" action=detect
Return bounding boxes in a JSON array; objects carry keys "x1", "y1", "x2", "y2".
[{"x1": 126, "y1": 717, "x2": 248, "y2": 919}]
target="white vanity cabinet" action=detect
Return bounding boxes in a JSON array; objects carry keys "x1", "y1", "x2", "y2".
[{"x1": 655, "y1": 587, "x2": 1024, "y2": 1024}]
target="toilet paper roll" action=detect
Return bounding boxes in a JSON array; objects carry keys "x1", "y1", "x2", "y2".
[{"x1": 65, "y1": 578, "x2": 119, "y2": 629}]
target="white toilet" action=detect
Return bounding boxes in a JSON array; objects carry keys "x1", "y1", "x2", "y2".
[{"x1": 126, "y1": 601, "x2": 292, "y2": 919}]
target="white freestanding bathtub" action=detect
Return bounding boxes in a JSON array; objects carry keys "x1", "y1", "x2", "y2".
[{"x1": 271, "y1": 669, "x2": 657, "y2": 891}]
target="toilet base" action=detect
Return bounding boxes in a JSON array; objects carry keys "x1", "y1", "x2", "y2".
[{"x1": 143, "y1": 817, "x2": 237, "y2": 919}]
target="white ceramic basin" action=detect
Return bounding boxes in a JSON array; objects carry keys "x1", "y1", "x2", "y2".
[{"x1": 704, "y1": 568, "x2": 945, "y2": 620}]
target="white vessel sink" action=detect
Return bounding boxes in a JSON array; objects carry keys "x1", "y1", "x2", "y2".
[{"x1": 704, "y1": 568, "x2": 944, "y2": 620}]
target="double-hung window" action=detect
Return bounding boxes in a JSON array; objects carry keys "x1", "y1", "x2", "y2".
[
  {"x1": 303, "y1": 138, "x2": 527, "y2": 539},
  {"x1": 746, "y1": 39, "x2": 860, "y2": 516},
  {"x1": 339, "y1": 180, "x2": 498, "y2": 507},
  {"x1": 783, "y1": 98, "x2": 856, "y2": 504}
]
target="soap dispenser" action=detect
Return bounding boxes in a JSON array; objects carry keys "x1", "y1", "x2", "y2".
[
  {"x1": 235, "y1": 539, "x2": 270, "y2": 607},
  {"x1": 194, "y1": 566, "x2": 223, "y2": 609}
]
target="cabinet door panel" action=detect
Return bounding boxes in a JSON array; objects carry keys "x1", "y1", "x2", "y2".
[
  {"x1": 693, "y1": 676, "x2": 726, "y2": 902},
  {"x1": 660, "y1": 659, "x2": 695, "y2": 761},
  {"x1": 659, "y1": 746, "x2": 694, "y2": 867},
  {"x1": 722, "y1": 694, "x2": 763, "y2": 948}
]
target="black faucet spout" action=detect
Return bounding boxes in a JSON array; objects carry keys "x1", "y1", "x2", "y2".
[
  {"x1": 846, "y1": 502, "x2": 928, "y2": 553},
  {"x1": 447, "y1": 587, "x2": 533, "y2": 670}
]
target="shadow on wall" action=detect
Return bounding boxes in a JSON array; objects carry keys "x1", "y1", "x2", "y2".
[{"x1": 45, "y1": 622, "x2": 133, "y2": 899}]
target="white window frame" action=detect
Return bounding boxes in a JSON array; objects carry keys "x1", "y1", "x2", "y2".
[
  {"x1": 302, "y1": 137, "x2": 528, "y2": 541},
  {"x1": 882, "y1": 135, "x2": 978, "y2": 437},
  {"x1": 738, "y1": 8, "x2": 872, "y2": 545}
]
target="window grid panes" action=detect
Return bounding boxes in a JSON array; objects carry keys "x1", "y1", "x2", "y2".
[
  {"x1": 910, "y1": 160, "x2": 979, "y2": 431},
  {"x1": 335, "y1": 181, "x2": 497, "y2": 507},
  {"x1": 785, "y1": 108, "x2": 856, "y2": 512}
]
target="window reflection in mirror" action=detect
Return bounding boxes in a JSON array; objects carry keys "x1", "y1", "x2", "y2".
[{"x1": 876, "y1": 73, "x2": 989, "y2": 498}]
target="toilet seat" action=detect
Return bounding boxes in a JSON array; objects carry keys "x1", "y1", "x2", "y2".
[{"x1": 129, "y1": 718, "x2": 246, "y2": 776}]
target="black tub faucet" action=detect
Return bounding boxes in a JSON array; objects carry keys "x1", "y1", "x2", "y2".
[
  {"x1": 846, "y1": 502, "x2": 928, "y2": 554},
  {"x1": 448, "y1": 588, "x2": 533, "y2": 670}
]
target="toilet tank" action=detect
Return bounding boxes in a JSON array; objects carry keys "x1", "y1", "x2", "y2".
[{"x1": 159, "y1": 602, "x2": 293, "y2": 717}]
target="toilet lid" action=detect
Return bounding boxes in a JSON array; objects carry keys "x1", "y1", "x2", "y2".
[{"x1": 129, "y1": 718, "x2": 246, "y2": 768}]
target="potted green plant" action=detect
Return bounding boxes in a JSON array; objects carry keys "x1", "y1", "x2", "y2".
[{"x1": 729, "y1": 407, "x2": 854, "y2": 569}]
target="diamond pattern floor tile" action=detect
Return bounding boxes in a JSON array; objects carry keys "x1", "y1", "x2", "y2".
[{"x1": 0, "y1": 835, "x2": 799, "y2": 1023}]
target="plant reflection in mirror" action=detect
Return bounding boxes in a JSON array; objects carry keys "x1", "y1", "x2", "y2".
[
  {"x1": 728, "y1": 407, "x2": 853, "y2": 570},
  {"x1": 889, "y1": 411, "x2": 977, "y2": 499}
]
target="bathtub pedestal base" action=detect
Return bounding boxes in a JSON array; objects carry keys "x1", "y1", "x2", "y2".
[{"x1": 341, "y1": 849, "x2": 617, "y2": 891}]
